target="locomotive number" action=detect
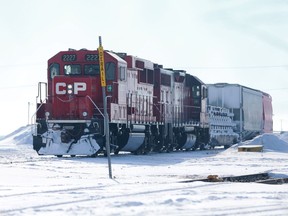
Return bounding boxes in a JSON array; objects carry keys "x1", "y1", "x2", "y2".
[
  {"x1": 85, "y1": 54, "x2": 98, "y2": 61},
  {"x1": 62, "y1": 54, "x2": 77, "y2": 62}
]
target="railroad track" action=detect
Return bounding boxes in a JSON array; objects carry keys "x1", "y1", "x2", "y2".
[{"x1": 180, "y1": 172, "x2": 288, "y2": 184}]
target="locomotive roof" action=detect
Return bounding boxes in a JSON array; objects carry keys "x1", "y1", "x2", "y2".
[
  {"x1": 106, "y1": 51, "x2": 127, "y2": 65},
  {"x1": 186, "y1": 74, "x2": 205, "y2": 85},
  {"x1": 207, "y1": 83, "x2": 271, "y2": 97},
  {"x1": 49, "y1": 49, "x2": 127, "y2": 65}
]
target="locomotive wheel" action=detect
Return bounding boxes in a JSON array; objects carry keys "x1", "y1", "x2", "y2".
[
  {"x1": 224, "y1": 145, "x2": 230, "y2": 149},
  {"x1": 199, "y1": 143, "x2": 205, "y2": 151},
  {"x1": 56, "y1": 155, "x2": 63, "y2": 158},
  {"x1": 210, "y1": 138, "x2": 218, "y2": 149},
  {"x1": 91, "y1": 153, "x2": 98, "y2": 157},
  {"x1": 133, "y1": 147, "x2": 144, "y2": 155}
]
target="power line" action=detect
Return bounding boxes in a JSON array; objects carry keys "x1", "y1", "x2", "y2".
[
  {"x1": 264, "y1": 87, "x2": 288, "y2": 91},
  {"x1": 182, "y1": 65, "x2": 288, "y2": 70}
]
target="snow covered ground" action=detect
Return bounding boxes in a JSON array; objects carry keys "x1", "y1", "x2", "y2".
[{"x1": 0, "y1": 126, "x2": 288, "y2": 215}]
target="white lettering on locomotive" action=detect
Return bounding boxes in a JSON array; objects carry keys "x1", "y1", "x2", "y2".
[
  {"x1": 55, "y1": 83, "x2": 66, "y2": 95},
  {"x1": 74, "y1": 82, "x2": 87, "y2": 94},
  {"x1": 55, "y1": 82, "x2": 87, "y2": 95}
]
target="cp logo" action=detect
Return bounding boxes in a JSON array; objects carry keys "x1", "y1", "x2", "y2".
[{"x1": 55, "y1": 82, "x2": 87, "y2": 95}]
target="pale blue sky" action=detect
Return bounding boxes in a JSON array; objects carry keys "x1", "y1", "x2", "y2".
[{"x1": 0, "y1": 0, "x2": 287, "y2": 135}]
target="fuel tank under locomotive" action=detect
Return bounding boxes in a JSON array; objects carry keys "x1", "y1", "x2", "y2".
[
  {"x1": 175, "y1": 126, "x2": 197, "y2": 150},
  {"x1": 115, "y1": 125, "x2": 146, "y2": 154}
]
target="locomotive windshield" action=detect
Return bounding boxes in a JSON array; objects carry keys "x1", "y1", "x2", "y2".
[
  {"x1": 64, "y1": 65, "x2": 81, "y2": 75},
  {"x1": 84, "y1": 64, "x2": 100, "y2": 75},
  {"x1": 62, "y1": 62, "x2": 115, "y2": 78}
]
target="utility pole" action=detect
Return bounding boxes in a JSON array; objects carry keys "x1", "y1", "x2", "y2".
[
  {"x1": 28, "y1": 102, "x2": 30, "y2": 125},
  {"x1": 98, "y1": 36, "x2": 112, "y2": 179},
  {"x1": 27, "y1": 102, "x2": 34, "y2": 125}
]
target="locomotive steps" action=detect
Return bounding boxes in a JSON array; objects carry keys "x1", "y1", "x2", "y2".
[{"x1": 180, "y1": 172, "x2": 288, "y2": 185}]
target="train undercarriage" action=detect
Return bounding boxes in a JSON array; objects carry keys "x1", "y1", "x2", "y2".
[{"x1": 33, "y1": 119, "x2": 211, "y2": 157}]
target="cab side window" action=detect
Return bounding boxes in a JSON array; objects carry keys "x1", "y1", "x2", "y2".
[
  {"x1": 119, "y1": 66, "x2": 126, "y2": 81},
  {"x1": 49, "y1": 63, "x2": 60, "y2": 79},
  {"x1": 105, "y1": 62, "x2": 116, "y2": 80},
  {"x1": 192, "y1": 86, "x2": 200, "y2": 98}
]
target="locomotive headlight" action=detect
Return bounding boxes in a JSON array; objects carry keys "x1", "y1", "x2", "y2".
[
  {"x1": 82, "y1": 111, "x2": 88, "y2": 117},
  {"x1": 67, "y1": 84, "x2": 73, "y2": 94},
  {"x1": 45, "y1": 112, "x2": 50, "y2": 117}
]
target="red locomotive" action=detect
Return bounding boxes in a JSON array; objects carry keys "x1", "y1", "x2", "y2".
[{"x1": 32, "y1": 46, "x2": 272, "y2": 157}]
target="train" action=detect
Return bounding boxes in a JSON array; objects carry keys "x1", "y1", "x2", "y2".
[{"x1": 32, "y1": 47, "x2": 273, "y2": 157}]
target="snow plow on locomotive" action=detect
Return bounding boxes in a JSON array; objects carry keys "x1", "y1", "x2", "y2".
[{"x1": 32, "y1": 47, "x2": 271, "y2": 157}]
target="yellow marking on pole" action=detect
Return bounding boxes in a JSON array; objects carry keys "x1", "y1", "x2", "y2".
[{"x1": 98, "y1": 45, "x2": 106, "y2": 87}]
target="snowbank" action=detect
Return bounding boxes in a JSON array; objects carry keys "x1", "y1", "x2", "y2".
[
  {"x1": 280, "y1": 131, "x2": 288, "y2": 141},
  {"x1": 0, "y1": 125, "x2": 33, "y2": 145},
  {"x1": 239, "y1": 133, "x2": 288, "y2": 153}
]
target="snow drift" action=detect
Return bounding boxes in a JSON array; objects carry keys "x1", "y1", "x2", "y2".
[
  {"x1": 0, "y1": 125, "x2": 33, "y2": 145},
  {"x1": 239, "y1": 133, "x2": 288, "y2": 153}
]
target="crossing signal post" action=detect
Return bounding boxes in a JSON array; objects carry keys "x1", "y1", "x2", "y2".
[{"x1": 98, "y1": 36, "x2": 112, "y2": 179}]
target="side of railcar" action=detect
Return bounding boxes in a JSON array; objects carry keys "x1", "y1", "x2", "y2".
[{"x1": 207, "y1": 83, "x2": 269, "y2": 141}]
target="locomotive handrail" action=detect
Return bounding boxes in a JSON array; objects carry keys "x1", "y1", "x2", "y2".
[
  {"x1": 30, "y1": 98, "x2": 47, "y2": 135},
  {"x1": 36, "y1": 82, "x2": 47, "y2": 103},
  {"x1": 85, "y1": 95, "x2": 105, "y2": 118}
]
